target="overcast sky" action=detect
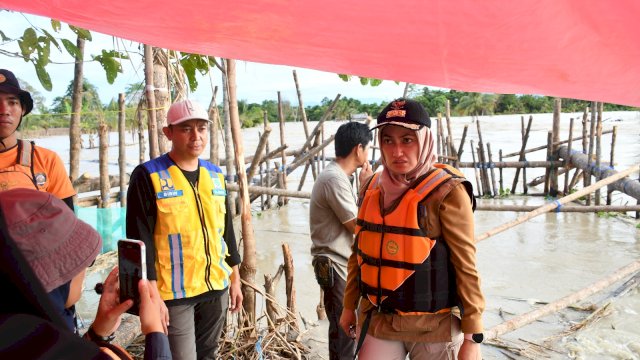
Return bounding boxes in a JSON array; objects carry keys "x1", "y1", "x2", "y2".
[{"x1": 2, "y1": 11, "x2": 409, "y2": 108}]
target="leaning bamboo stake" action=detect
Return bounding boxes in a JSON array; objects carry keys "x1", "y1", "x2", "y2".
[
  {"x1": 117, "y1": 93, "x2": 127, "y2": 207},
  {"x1": 456, "y1": 124, "x2": 468, "y2": 164},
  {"x1": 476, "y1": 165, "x2": 640, "y2": 243},
  {"x1": 485, "y1": 259, "x2": 640, "y2": 340},
  {"x1": 297, "y1": 94, "x2": 341, "y2": 156},
  {"x1": 476, "y1": 120, "x2": 491, "y2": 196},
  {"x1": 563, "y1": 118, "x2": 574, "y2": 195},
  {"x1": 511, "y1": 116, "x2": 533, "y2": 194},
  {"x1": 277, "y1": 91, "x2": 288, "y2": 205},
  {"x1": 501, "y1": 129, "x2": 614, "y2": 159},
  {"x1": 287, "y1": 135, "x2": 336, "y2": 175},
  {"x1": 568, "y1": 169, "x2": 583, "y2": 191},
  {"x1": 476, "y1": 204, "x2": 640, "y2": 213},
  {"x1": 607, "y1": 126, "x2": 618, "y2": 205},
  {"x1": 263, "y1": 111, "x2": 272, "y2": 208},
  {"x1": 470, "y1": 140, "x2": 482, "y2": 197},
  {"x1": 227, "y1": 59, "x2": 258, "y2": 326},
  {"x1": 246, "y1": 125, "x2": 272, "y2": 182}
]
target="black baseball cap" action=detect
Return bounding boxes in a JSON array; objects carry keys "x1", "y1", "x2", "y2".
[
  {"x1": 373, "y1": 98, "x2": 430, "y2": 130},
  {"x1": 0, "y1": 69, "x2": 34, "y2": 116}
]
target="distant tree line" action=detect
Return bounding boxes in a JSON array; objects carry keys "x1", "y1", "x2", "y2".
[{"x1": 19, "y1": 79, "x2": 638, "y2": 133}]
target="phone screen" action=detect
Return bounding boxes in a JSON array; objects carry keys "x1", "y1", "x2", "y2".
[{"x1": 118, "y1": 240, "x2": 146, "y2": 316}]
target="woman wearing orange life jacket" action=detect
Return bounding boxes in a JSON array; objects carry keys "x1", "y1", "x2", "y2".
[{"x1": 339, "y1": 99, "x2": 485, "y2": 360}]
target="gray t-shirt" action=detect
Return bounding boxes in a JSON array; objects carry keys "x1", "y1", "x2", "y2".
[{"x1": 309, "y1": 161, "x2": 357, "y2": 281}]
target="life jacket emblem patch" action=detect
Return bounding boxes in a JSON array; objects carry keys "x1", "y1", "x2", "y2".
[{"x1": 386, "y1": 240, "x2": 399, "y2": 256}]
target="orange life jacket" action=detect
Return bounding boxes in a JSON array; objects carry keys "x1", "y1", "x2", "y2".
[{"x1": 356, "y1": 164, "x2": 474, "y2": 314}]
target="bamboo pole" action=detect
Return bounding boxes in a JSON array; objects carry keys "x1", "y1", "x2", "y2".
[
  {"x1": 544, "y1": 131, "x2": 552, "y2": 196},
  {"x1": 458, "y1": 160, "x2": 564, "y2": 169},
  {"x1": 144, "y1": 45, "x2": 159, "y2": 159},
  {"x1": 287, "y1": 135, "x2": 336, "y2": 174},
  {"x1": 246, "y1": 125, "x2": 272, "y2": 182},
  {"x1": 292, "y1": 69, "x2": 315, "y2": 190},
  {"x1": 98, "y1": 121, "x2": 110, "y2": 208},
  {"x1": 485, "y1": 260, "x2": 640, "y2": 340},
  {"x1": 456, "y1": 125, "x2": 468, "y2": 164},
  {"x1": 585, "y1": 102, "x2": 597, "y2": 205},
  {"x1": 528, "y1": 168, "x2": 571, "y2": 187},
  {"x1": 487, "y1": 143, "x2": 498, "y2": 197},
  {"x1": 550, "y1": 98, "x2": 561, "y2": 196},
  {"x1": 563, "y1": 118, "x2": 574, "y2": 195},
  {"x1": 222, "y1": 60, "x2": 238, "y2": 216},
  {"x1": 595, "y1": 102, "x2": 603, "y2": 205},
  {"x1": 498, "y1": 149, "x2": 504, "y2": 193},
  {"x1": 277, "y1": 91, "x2": 288, "y2": 205},
  {"x1": 476, "y1": 204, "x2": 640, "y2": 212},
  {"x1": 297, "y1": 94, "x2": 341, "y2": 156},
  {"x1": 68, "y1": 36, "x2": 84, "y2": 184},
  {"x1": 226, "y1": 183, "x2": 311, "y2": 199},
  {"x1": 208, "y1": 86, "x2": 220, "y2": 165},
  {"x1": 117, "y1": 93, "x2": 127, "y2": 207},
  {"x1": 436, "y1": 114, "x2": 442, "y2": 157},
  {"x1": 511, "y1": 116, "x2": 533, "y2": 194},
  {"x1": 476, "y1": 120, "x2": 491, "y2": 196},
  {"x1": 470, "y1": 140, "x2": 482, "y2": 197},
  {"x1": 227, "y1": 59, "x2": 257, "y2": 325},
  {"x1": 136, "y1": 101, "x2": 146, "y2": 165},
  {"x1": 568, "y1": 169, "x2": 583, "y2": 192},
  {"x1": 501, "y1": 129, "x2": 613, "y2": 158},
  {"x1": 607, "y1": 126, "x2": 618, "y2": 205},
  {"x1": 476, "y1": 165, "x2": 640, "y2": 243}
]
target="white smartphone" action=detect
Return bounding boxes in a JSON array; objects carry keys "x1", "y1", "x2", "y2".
[{"x1": 118, "y1": 239, "x2": 147, "y2": 316}]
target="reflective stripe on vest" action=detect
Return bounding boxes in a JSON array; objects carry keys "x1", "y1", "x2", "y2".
[
  {"x1": 144, "y1": 154, "x2": 232, "y2": 301},
  {"x1": 356, "y1": 164, "x2": 469, "y2": 313}
]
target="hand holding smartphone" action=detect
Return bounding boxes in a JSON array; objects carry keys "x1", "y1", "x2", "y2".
[{"x1": 118, "y1": 239, "x2": 147, "y2": 316}]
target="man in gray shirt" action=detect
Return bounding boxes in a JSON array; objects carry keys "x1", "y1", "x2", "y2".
[{"x1": 310, "y1": 121, "x2": 372, "y2": 360}]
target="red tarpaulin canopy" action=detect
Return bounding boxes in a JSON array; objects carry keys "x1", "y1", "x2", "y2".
[{"x1": 2, "y1": 1, "x2": 640, "y2": 106}]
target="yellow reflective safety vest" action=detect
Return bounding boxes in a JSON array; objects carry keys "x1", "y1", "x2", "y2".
[
  {"x1": 0, "y1": 140, "x2": 39, "y2": 191},
  {"x1": 144, "y1": 154, "x2": 232, "y2": 301},
  {"x1": 356, "y1": 164, "x2": 474, "y2": 313}
]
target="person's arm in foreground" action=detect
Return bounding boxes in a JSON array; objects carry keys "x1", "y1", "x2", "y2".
[{"x1": 126, "y1": 166, "x2": 169, "y2": 333}]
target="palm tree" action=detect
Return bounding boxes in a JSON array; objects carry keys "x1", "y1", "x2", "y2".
[{"x1": 455, "y1": 93, "x2": 497, "y2": 116}]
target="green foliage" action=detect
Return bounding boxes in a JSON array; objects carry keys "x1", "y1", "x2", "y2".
[
  {"x1": 499, "y1": 188, "x2": 511, "y2": 198},
  {"x1": 338, "y1": 74, "x2": 387, "y2": 87},
  {"x1": 596, "y1": 211, "x2": 619, "y2": 218},
  {"x1": 93, "y1": 50, "x2": 129, "y2": 84},
  {"x1": 636, "y1": 223, "x2": 640, "y2": 229}
]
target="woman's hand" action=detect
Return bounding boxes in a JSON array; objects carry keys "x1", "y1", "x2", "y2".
[
  {"x1": 91, "y1": 266, "x2": 133, "y2": 337},
  {"x1": 458, "y1": 339, "x2": 482, "y2": 360},
  {"x1": 339, "y1": 309, "x2": 357, "y2": 339},
  {"x1": 138, "y1": 278, "x2": 166, "y2": 335}
]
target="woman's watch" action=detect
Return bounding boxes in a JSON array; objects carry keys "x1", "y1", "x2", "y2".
[
  {"x1": 85, "y1": 326, "x2": 116, "y2": 343},
  {"x1": 464, "y1": 333, "x2": 484, "y2": 344}
]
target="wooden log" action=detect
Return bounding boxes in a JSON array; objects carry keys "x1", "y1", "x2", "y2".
[
  {"x1": 118, "y1": 93, "x2": 127, "y2": 207},
  {"x1": 136, "y1": 101, "x2": 146, "y2": 165},
  {"x1": 558, "y1": 146, "x2": 640, "y2": 200},
  {"x1": 485, "y1": 260, "x2": 640, "y2": 340},
  {"x1": 476, "y1": 165, "x2": 640, "y2": 243},
  {"x1": 568, "y1": 169, "x2": 583, "y2": 191},
  {"x1": 264, "y1": 265, "x2": 284, "y2": 329},
  {"x1": 282, "y1": 243, "x2": 298, "y2": 330},
  {"x1": 607, "y1": 126, "x2": 617, "y2": 205},
  {"x1": 77, "y1": 191, "x2": 120, "y2": 207},
  {"x1": 222, "y1": 60, "x2": 238, "y2": 216},
  {"x1": 476, "y1": 204, "x2": 640, "y2": 212},
  {"x1": 246, "y1": 125, "x2": 272, "y2": 181},
  {"x1": 74, "y1": 173, "x2": 131, "y2": 194},
  {"x1": 528, "y1": 168, "x2": 571, "y2": 187},
  {"x1": 511, "y1": 115, "x2": 533, "y2": 194}
]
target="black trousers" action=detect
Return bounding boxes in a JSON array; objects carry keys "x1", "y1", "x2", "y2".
[{"x1": 323, "y1": 273, "x2": 356, "y2": 360}]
